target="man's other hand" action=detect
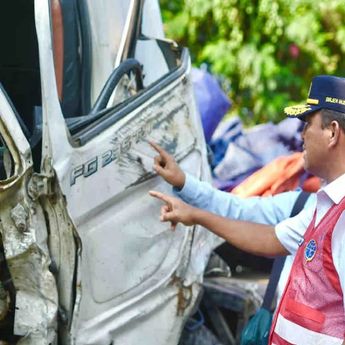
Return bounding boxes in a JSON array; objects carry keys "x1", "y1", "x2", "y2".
[{"x1": 149, "y1": 190, "x2": 195, "y2": 230}]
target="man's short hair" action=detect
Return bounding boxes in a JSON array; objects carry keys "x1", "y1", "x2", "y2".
[{"x1": 321, "y1": 109, "x2": 345, "y2": 133}]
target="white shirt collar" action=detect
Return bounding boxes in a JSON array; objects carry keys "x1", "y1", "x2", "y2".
[{"x1": 320, "y1": 172, "x2": 345, "y2": 205}]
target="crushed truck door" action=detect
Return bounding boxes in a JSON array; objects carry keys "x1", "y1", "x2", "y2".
[
  {"x1": 0, "y1": 85, "x2": 58, "y2": 344},
  {"x1": 36, "y1": 0, "x2": 213, "y2": 344}
]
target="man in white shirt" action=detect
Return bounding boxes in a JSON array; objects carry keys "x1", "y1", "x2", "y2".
[{"x1": 150, "y1": 75, "x2": 345, "y2": 345}]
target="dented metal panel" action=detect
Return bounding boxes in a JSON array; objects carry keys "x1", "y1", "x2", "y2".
[{"x1": 0, "y1": 92, "x2": 58, "y2": 343}]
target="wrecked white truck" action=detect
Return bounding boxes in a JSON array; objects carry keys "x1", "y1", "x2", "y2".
[{"x1": 0, "y1": 0, "x2": 219, "y2": 344}]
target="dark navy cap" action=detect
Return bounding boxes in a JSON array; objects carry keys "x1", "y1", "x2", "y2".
[{"x1": 284, "y1": 75, "x2": 345, "y2": 120}]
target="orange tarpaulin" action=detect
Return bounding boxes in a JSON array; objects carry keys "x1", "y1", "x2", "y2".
[{"x1": 231, "y1": 152, "x2": 321, "y2": 197}]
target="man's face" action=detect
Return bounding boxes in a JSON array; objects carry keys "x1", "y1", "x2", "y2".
[{"x1": 301, "y1": 111, "x2": 329, "y2": 177}]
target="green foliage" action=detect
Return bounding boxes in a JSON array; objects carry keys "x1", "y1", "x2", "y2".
[{"x1": 159, "y1": 0, "x2": 345, "y2": 125}]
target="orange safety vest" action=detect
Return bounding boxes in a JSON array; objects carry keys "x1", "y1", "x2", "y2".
[{"x1": 269, "y1": 197, "x2": 345, "y2": 345}]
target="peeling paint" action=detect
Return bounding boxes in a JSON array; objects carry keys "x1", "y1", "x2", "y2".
[
  {"x1": 168, "y1": 275, "x2": 193, "y2": 317},
  {"x1": 10, "y1": 204, "x2": 28, "y2": 233},
  {"x1": 0, "y1": 167, "x2": 58, "y2": 344}
]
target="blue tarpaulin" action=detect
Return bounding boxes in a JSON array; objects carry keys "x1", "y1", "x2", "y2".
[
  {"x1": 192, "y1": 69, "x2": 304, "y2": 191},
  {"x1": 192, "y1": 68, "x2": 232, "y2": 143}
]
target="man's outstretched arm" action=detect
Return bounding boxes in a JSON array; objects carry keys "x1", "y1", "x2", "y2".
[
  {"x1": 149, "y1": 141, "x2": 311, "y2": 225},
  {"x1": 150, "y1": 190, "x2": 289, "y2": 257}
]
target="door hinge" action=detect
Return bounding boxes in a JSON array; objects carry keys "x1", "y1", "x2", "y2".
[{"x1": 27, "y1": 173, "x2": 54, "y2": 200}]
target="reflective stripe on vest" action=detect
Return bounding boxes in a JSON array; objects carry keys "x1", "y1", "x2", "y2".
[{"x1": 271, "y1": 314, "x2": 343, "y2": 345}]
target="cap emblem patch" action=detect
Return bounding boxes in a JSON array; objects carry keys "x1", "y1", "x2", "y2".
[{"x1": 284, "y1": 105, "x2": 312, "y2": 117}]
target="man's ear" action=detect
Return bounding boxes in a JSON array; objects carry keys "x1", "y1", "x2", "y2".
[{"x1": 329, "y1": 120, "x2": 341, "y2": 148}]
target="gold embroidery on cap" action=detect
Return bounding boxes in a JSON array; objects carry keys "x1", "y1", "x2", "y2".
[
  {"x1": 284, "y1": 105, "x2": 312, "y2": 116},
  {"x1": 307, "y1": 98, "x2": 319, "y2": 105},
  {"x1": 325, "y1": 97, "x2": 345, "y2": 105}
]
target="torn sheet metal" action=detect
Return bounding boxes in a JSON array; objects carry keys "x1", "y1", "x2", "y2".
[{"x1": 0, "y1": 179, "x2": 58, "y2": 344}]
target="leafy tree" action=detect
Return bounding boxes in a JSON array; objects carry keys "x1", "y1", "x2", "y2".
[{"x1": 160, "y1": 0, "x2": 345, "y2": 125}]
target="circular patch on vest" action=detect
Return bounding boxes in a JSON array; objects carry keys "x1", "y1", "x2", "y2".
[{"x1": 305, "y1": 239, "x2": 317, "y2": 262}]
